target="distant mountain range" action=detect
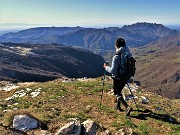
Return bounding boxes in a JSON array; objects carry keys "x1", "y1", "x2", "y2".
[
  {"x1": 1, "y1": 22, "x2": 179, "y2": 55},
  {"x1": 0, "y1": 43, "x2": 104, "y2": 82},
  {"x1": 0, "y1": 22, "x2": 179, "y2": 99}
]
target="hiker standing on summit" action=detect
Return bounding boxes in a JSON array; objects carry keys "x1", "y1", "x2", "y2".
[{"x1": 103, "y1": 38, "x2": 132, "y2": 116}]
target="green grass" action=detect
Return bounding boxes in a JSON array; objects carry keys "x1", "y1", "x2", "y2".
[
  {"x1": 138, "y1": 121, "x2": 151, "y2": 135},
  {"x1": 124, "y1": 118, "x2": 137, "y2": 128},
  {"x1": 0, "y1": 79, "x2": 179, "y2": 134}
]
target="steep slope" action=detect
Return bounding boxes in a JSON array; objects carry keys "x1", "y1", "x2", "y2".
[
  {"x1": 133, "y1": 34, "x2": 180, "y2": 99},
  {"x1": 0, "y1": 43, "x2": 104, "y2": 82},
  {"x1": 55, "y1": 28, "x2": 118, "y2": 54}
]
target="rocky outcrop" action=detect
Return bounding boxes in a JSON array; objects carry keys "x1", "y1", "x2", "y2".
[
  {"x1": 56, "y1": 119, "x2": 97, "y2": 135},
  {"x1": 82, "y1": 119, "x2": 97, "y2": 135},
  {"x1": 12, "y1": 116, "x2": 98, "y2": 135},
  {"x1": 11, "y1": 114, "x2": 137, "y2": 135},
  {"x1": 13, "y1": 114, "x2": 134, "y2": 135},
  {"x1": 55, "y1": 121, "x2": 81, "y2": 135}
]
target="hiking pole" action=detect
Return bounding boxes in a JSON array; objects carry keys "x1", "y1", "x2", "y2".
[
  {"x1": 126, "y1": 82, "x2": 139, "y2": 111},
  {"x1": 100, "y1": 69, "x2": 106, "y2": 106}
]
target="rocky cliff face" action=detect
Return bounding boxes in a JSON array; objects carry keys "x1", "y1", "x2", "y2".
[{"x1": 0, "y1": 43, "x2": 104, "y2": 82}]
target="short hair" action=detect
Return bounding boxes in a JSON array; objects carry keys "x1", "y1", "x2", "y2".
[{"x1": 115, "y1": 38, "x2": 126, "y2": 48}]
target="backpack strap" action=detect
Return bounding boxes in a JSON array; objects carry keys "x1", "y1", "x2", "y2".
[{"x1": 115, "y1": 53, "x2": 126, "y2": 71}]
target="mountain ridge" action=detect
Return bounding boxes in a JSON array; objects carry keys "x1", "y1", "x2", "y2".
[
  {"x1": 0, "y1": 22, "x2": 179, "y2": 99},
  {"x1": 1, "y1": 22, "x2": 179, "y2": 55},
  {"x1": 0, "y1": 43, "x2": 104, "y2": 82}
]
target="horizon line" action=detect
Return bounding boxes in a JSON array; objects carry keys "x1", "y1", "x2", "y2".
[{"x1": 0, "y1": 22, "x2": 180, "y2": 30}]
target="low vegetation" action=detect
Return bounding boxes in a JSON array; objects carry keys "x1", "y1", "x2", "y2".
[{"x1": 0, "y1": 78, "x2": 179, "y2": 134}]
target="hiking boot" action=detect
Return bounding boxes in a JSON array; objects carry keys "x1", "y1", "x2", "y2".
[
  {"x1": 118, "y1": 107, "x2": 124, "y2": 112},
  {"x1": 115, "y1": 101, "x2": 124, "y2": 112},
  {"x1": 115, "y1": 105, "x2": 124, "y2": 112},
  {"x1": 126, "y1": 106, "x2": 132, "y2": 116}
]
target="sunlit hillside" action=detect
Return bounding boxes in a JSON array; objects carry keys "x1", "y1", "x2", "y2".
[
  {"x1": 133, "y1": 34, "x2": 180, "y2": 99},
  {"x1": 0, "y1": 78, "x2": 179, "y2": 134}
]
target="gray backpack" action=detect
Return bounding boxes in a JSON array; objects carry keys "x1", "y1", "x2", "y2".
[{"x1": 115, "y1": 52, "x2": 136, "y2": 80}]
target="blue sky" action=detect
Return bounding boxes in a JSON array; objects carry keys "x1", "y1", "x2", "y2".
[{"x1": 0, "y1": 0, "x2": 180, "y2": 28}]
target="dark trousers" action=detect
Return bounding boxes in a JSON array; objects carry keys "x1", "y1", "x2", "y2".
[{"x1": 113, "y1": 78, "x2": 128, "y2": 108}]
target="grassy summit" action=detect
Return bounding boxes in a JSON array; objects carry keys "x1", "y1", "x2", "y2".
[{"x1": 0, "y1": 77, "x2": 179, "y2": 134}]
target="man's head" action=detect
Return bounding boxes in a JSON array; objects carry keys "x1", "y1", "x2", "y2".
[{"x1": 115, "y1": 38, "x2": 126, "y2": 48}]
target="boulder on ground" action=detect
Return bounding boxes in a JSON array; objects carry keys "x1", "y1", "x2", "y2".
[
  {"x1": 13, "y1": 114, "x2": 39, "y2": 131},
  {"x1": 55, "y1": 121, "x2": 81, "y2": 135},
  {"x1": 82, "y1": 119, "x2": 97, "y2": 135}
]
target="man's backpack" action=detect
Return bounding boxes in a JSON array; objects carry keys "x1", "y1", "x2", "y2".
[{"x1": 116, "y1": 52, "x2": 136, "y2": 80}]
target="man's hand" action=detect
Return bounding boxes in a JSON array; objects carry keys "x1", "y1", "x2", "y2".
[
  {"x1": 103, "y1": 62, "x2": 109, "y2": 68},
  {"x1": 103, "y1": 63, "x2": 107, "y2": 69}
]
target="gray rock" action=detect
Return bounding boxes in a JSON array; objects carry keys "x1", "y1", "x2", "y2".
[
  {"x1": 82, "y1": 119, "x2": 97, "y2": 135},
  {"x1": 13, "y1": 114, "x2": 38, "y2": 131},
  {"x1": 55, "y1": 121, "x2": 81, "y2": 135}
]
